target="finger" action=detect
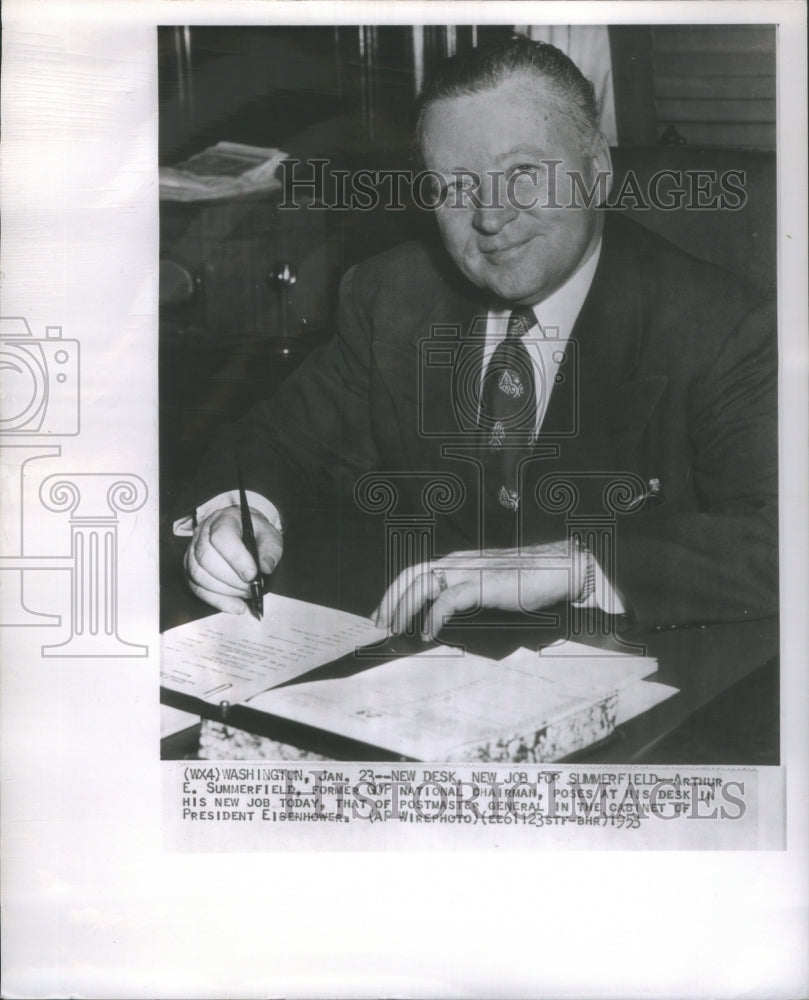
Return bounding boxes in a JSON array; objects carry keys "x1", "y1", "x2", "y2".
[
  {"x1": 184, "y1": 545, "x2": 249, "y2": 599},
  {"x1": 422, "y1": 580, "x2": 480, "y2": 640},
  {"x1": 372, "y1": 562, "x2": 429, "y2": 628},
  {"x1": 187, "y1": 578, "x2": 247, "y2": 615},
  {"x1": 189, "y1": 527, "x2": 251, "y2": 592},
  {"x1": 391, "y1": 570, "x2": 437, "y2": 635},
  {"x1": 372, "y1": 564, "x2": 417, "y2": 627},
  {"x1": 207, "y1": 512, "x2": 259, "y2": 583}
]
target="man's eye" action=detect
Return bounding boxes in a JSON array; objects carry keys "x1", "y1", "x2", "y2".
[{"x1": 512, "y1": 164, "x2": 539, "y2": 179}]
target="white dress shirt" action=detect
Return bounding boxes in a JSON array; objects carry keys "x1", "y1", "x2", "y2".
[
  {"x1": 480, "y1": 236, "x2": 602, "y2": 431},
  {"x1": 476, "y1": 240, "x2": 623, "y2": 613}
]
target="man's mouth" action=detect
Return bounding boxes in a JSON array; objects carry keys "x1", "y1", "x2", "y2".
[{"x1": 480, "y1": 237, "x2": 533, "y2": 261}]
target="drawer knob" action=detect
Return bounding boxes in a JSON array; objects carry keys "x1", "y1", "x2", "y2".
[
  {"x1": 267, "y1": 261, "x2": 297, "y2": 291},
  {"x1": 268, "y1": 261, "x2": 298, "y2": 337}
]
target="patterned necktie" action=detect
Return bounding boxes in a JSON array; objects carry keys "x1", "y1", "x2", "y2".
[{"x1": 478, "y1": 307, "x2": 541, "y2": 547}]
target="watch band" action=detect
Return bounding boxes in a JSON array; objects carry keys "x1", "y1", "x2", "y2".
[{"x1": 574, "y1": 538, "x2": 596, "y2": 604}]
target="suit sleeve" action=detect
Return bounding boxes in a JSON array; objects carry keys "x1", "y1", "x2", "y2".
[
  {"x1": 175, "y1": 264, "x2": 380, "y2": 524},
  {"x1": 613, "y1": 298, "x2": 778, "y2": 629}
]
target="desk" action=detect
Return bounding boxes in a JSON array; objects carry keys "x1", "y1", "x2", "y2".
[{"x1": 160, "y1": 505, "x2": 779, "y2": 764}]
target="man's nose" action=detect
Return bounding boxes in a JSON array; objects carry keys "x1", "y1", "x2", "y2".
[{"x1": 471, "y1": 192, "x2": 519, "y2": 235}]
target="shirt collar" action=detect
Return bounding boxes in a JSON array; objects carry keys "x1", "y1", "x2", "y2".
[
  {"x1": 494, "y1": 238, "x2": 603, "y2": 338},
  {"x1": 535, "y1": 237, "x2": 602, "y2": 335}
]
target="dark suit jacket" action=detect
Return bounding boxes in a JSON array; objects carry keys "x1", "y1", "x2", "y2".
[{"x1": 187, "y1": 214, "x2": 777, "y2": 631}]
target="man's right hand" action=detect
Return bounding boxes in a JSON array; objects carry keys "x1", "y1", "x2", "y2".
[{"x1": 184, "y1": 505, "x2": 284, "y2": 614}]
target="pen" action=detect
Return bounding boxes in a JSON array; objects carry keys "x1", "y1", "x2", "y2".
[{"x1": 237, "y1": 470, "x2": 264, "y2": 620}]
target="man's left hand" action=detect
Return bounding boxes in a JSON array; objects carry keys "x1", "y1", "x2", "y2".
[{"x1": 372, "y1": 540, "x2": 578, "y2": 640}]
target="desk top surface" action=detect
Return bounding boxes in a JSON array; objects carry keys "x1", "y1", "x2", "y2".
[{"x1": 160, "y1": 506, "x2": 779, "y2": 765}]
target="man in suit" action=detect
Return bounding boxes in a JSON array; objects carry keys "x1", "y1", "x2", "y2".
[{"x1": 177, "y1": 37, "x2": 777, "y2": 638}]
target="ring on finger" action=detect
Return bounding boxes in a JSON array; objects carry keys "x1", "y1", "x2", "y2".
[{"x1": 431, "y1": 567, "x2": 448, "y2": 592}]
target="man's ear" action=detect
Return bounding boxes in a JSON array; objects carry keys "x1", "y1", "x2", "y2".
[{"x1": 589, "y1": 131, "x2": 613, "y2": 206}]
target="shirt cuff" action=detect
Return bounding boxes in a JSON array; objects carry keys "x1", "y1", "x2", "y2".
[{"x1": 173, "y1": 491, "x2": 283, "y2": 537}]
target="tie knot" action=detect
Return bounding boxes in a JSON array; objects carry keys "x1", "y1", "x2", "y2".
[{"x1": 507, "y1": 307, "x2": 537, "y2": 339}]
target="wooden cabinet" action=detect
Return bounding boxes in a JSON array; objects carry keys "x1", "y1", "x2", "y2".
[
  {"x1": 159, "y1": 192, "x2": 335, "y2": 481},
  {"x1": 160, "y1": 194, "x2": 333, "y2": 343}
]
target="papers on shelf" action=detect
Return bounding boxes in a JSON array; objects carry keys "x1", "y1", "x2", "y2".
[{"x1": 159, "y1": 141, "x2": 289, "y2": 202}]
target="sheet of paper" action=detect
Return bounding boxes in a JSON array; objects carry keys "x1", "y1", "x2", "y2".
[
  {"x1": 614, "y1": 679, "x2": 679, "y2": 727},
  {"x1": 504, "y1": 645, "x2": 658, "y2": 690},
  {"x1": 249, "y1": 645, "x2": 660, "y2": 761},
  {"x1": 540, "y1": 638, "x2": 644, "y2": 656},
  {"x1": 160, "y1": 594, "x2": 387, "y2": 704},
  {"x1": 539, "y1": 638, "x2": 663, "y2": 669}
]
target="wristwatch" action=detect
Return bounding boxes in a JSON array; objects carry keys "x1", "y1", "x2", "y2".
[{"x1": 575, "y1": 539, "x2": 596, "y2": 604}]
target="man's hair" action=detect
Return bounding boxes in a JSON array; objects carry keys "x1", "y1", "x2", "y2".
[{"x1": 415, "y1": 34, "x2": 599, "y2": 151}]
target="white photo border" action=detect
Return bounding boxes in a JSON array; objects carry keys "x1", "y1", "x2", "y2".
[{"x1": 1, "y1": 1, "x2": 807, "y2": 997}]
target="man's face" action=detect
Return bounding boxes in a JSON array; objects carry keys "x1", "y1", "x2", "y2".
[{"x1": 421, "y1": 73, "x2": 610, "y2": 305}]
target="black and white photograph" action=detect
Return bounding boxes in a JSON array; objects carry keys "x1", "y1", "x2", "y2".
[
  {"x1": 2, "y1": 1, "x2": 807, "y2": 996},
  {"x1": 159, "y1": 23, "x2": 779, "y2": 773}
]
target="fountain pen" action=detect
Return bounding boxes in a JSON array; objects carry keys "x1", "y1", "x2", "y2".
[{"x1": 237, "y1": 471, "x2": 264, "y2": 620}]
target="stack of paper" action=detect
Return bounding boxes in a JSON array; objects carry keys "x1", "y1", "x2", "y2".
[
  {"x1": 159, "y1": 141, "x2": 288, "y2": 202},
  {"x1": 248, "y1": 642, "x2": 673, "y2": 762},
  {"x1": 161, "y1": 594, "x2": 677, "y2": 761}
]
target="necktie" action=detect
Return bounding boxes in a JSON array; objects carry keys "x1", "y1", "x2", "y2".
[{"x1": 478, "y1": 307, "x2": 541, "y2": 547}]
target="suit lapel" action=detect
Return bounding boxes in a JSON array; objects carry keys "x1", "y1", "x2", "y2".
[
  {"x1": 523, "y1": 218, "x2": 668, "y2": 534},
  {"x1": 373, "y1": 272, "x2": 485, "y2": 459},
  {"x1": 540, "y1": 216, "x2": 653, "y2": 461},
  {"x1": 371, "y1": 275, "x2": 487, "y2": 547}
]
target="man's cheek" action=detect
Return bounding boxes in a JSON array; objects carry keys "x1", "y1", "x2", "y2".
[{"x1": 435, "y1": 214, "x2": 461, "y2": 254}]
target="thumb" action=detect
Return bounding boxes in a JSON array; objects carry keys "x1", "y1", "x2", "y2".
[{"x1": 256, "y1": 520, "x2": 284, "y2": 574}]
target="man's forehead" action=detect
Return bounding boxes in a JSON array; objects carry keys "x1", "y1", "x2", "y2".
[{"x1": 420, "y1": 73, "x2": 577, "y2": 163}]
